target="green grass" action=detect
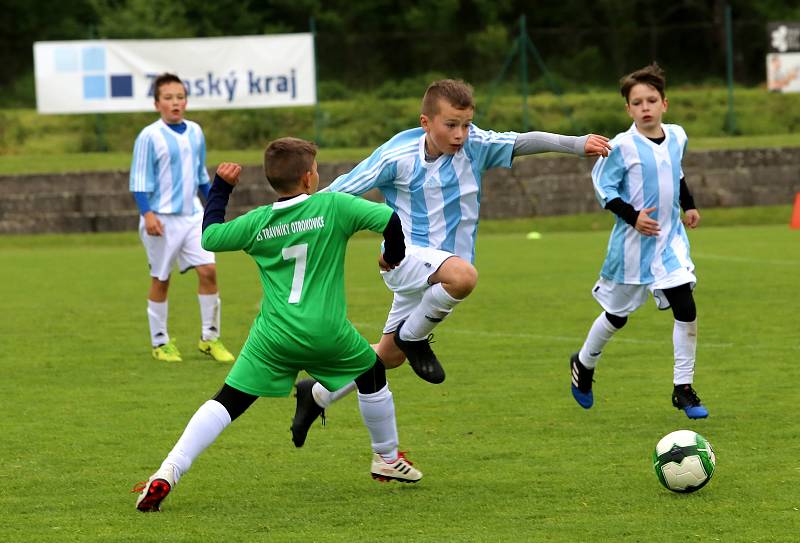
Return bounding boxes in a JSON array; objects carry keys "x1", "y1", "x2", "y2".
[
  {"x1": 1, "y1": 217, "x2": 798, "y2": 541},
  {"x1": 2, "y1": 132, "x2": 800, "y2": 175}
]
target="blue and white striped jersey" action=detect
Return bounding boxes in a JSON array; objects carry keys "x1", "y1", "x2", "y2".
[
  {"x1": 129, "y1": 119, "x2": 210, "y2": 215},
  {"x1": 592, "y1": 123, "x2": 694, "y2": 285},
  {"x1": 324, "y1": 125, "x2": 517, "y2": 263}
]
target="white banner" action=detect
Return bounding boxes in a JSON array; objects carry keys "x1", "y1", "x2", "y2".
[
  {"x1": 767, "y1": 52, "x2": 800, "y2": 93},
  {"x1": 34, "y1": 34, "x2": 316, "y2": 113}
]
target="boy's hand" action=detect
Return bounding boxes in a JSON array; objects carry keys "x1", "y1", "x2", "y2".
[
  {"x1": 216, "y1": 162, "x2": 242, "y2": 186},
  {"x1": 378, "y1": 253, "x2": 398, "y2": 271},
  {"x1": 635, "y1": 207, "x2": 660, "y2": 236},
  {"x1": 143, "y1": 211, "x2": 164, "y2": 236},
  {"x1": 682, "y1": 209, "x2": 701, "y2": 229},
  {"x1": 584, "y1": 134, "x2": 612, "y2": 157}
]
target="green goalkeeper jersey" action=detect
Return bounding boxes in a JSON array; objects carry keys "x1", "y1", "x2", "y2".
[{"x1": 202, "y1": 191, "x2": 392, "y2": 394}]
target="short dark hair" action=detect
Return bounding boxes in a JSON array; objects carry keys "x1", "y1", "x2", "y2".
[
  {"x1": 263, "y1": 137, "x2": 318, "y2": 192},
  {"x1": 620, "y1": 63, "x2": 666, "y2": 102},
  {"x1": 153, "y1": 73, "x2": 185, "y2": 101},
  {"x1": 421, "y1": 79, "x2": 474, "y2": 117}
]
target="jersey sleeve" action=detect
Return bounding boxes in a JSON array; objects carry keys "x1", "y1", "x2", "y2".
[
  {"x1": 201, "y1": 207, "x2": 262, "y2": 253},
  {"x1": 333, "y1": 193, "x2": 393, "y2": 237},
  {"x1": 323, "y1": 143, "x2": 398, "y2": 195},
  {"x1": 465, "y1": 125, "x2": 517, "y2": 170},
  {"x1": 677, "y1": 125, "x2": 688, "y2": 178},
  {"x1": 591, "y1": 143, "x2": 627, "y2": 207},
  {"x1": 196, "y1": 127, "x2": 210, "y2": 185},
  {"x1": 129, "y1": 131, "x2": 156, "y2": 193}
]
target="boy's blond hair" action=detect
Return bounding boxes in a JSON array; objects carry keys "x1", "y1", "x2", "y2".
[
  {"x1": 421, "y1": 79, "x2": 474, "y2": 117},
  {"x1": 620, "y1": 63, "x2": 666, "y2": 102},
  {"x1": 263, "y1": 137, "x2": 318, "y2": 193}
]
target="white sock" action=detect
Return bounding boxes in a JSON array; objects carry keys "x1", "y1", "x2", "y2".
[
  {"x1": 400, "y1": 283, "x2": 461, "y2": 341},
  {"x1": 312, "y1": 381, "x2": 356, "y2": 409},
  {"x1": 357, "y1": 384, "x2": 398, "y2": 462},
  {"x1": 147, "y1": 300, "x2": 169, "y2": 347},
  {"x1": 673, "y1": 319, "x2": 697, "y2": 385},
  {"x1": 161, "y1": 400, "x2": 232, "y2": 482},
  {"x1": 578, "y1": 312, "x2": 621, "y2": 369},
  {"x1": 198, "y1": 294, "x2": 221, "y2": 341}
]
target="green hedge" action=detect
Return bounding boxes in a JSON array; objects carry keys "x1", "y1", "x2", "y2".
[{"x1": 2, "y1": 87, "x2": 800, "y2": 155}]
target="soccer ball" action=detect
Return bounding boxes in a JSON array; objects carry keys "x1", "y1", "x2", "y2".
[{"x1": 652, "y1": 430, "x2": 716, "y2": 493}]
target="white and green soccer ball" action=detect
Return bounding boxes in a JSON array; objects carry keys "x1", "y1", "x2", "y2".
[{"x1": 653, "y1": 430, "x2": 716, "y2": 493}]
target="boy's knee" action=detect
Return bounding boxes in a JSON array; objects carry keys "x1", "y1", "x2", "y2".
[
  {"x1": 605, "y1": 312, "x2": 628, "y2": 329},
  {"x1": 671, "y1": 300, "x2": 696, "y2": 322},
  {"x1": 663, "y1": 284, "x2": 696, "y2": 322},
  {"x1": 373, "y1": 338, "x2": 405, "y2": 368},
  {"x1": 196, "y1": 264, "x2": 217, "y2": 284},
  {"x1": 441, "y1": 259, "x2": 478, "y2": 298}
]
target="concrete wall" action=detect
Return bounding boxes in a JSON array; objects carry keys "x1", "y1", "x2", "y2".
[{"x1": 2, "y1": 147, "x2": 799, "y2": 234}]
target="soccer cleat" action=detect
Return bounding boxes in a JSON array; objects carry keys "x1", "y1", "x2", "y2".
[
  {"x1": 393, "y1": 320, "x2": 445, "y2": 384},
  {"x1": 570, "y1": 352, "x2": 594, "y2": 409},
  {"x1": 198, "y1": 338, "x2": 235, "y2": 362},
  {"x1": 370, "y1": 452, "x2": 423, "y2": 483},
  {"x1": 133, "y1": 464, "x2": 177, "y2": 512},
  {"x1": 672, "y1": 384, "x2": 709, "y2": 419},
  {"x1": 291, "y1": 379, "x2": 325, "y2": 448},
  {"x1": 152, "y1": 339, "x2": 182, "y2": 362}
]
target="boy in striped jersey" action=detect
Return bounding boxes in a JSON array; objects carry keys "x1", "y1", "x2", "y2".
[
  {"x1": 130, "y1": 73, "x2": 234, "y2": 364},
  {"x1": 291, "y1": 79, "x2": 611, "y2": 447},
  {"x1": 569, "y1": 63, "x2": 708, "y2": 419}
]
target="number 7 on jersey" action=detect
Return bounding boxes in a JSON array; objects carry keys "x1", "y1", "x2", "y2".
[{"x1": 282, "y1": 244, "x2": 308, "y2": 304}]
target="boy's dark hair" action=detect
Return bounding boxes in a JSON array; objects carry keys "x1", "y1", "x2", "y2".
[
  {"x1": 263, "y1": 137, "x2": 318, "y2": 193},
  {"x1": 153, "y1": 73, "x2": 185, "y2": 101},
  {"x1": 620, "y1": 63, "x2": 666, "y2": 102},
  {"x1": 421, "y1": 79, "x2": 474, "y2": 117}
]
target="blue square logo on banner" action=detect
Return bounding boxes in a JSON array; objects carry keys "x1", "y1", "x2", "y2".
[
  {"x1": 82, "y1": 47, "x2": 106, "y2": 72},
  {"x1": 110, "y1": 75, "x2": 133, "y2": 97},
  {"x1": 83, "y1": 75, "x2": 106, "y2": 99},
  {"x1": 54, "y1": 48, "x2": 79, "y2": 73}
]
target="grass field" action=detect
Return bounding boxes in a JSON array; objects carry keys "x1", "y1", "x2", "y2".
[{"x1": 2, "y1": 219, "x2": 799, "y2": 542}]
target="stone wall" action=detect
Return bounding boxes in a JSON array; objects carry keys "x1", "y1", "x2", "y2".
[{"x1": 1, "y1": 147, "x2": 799, "y2": 234}]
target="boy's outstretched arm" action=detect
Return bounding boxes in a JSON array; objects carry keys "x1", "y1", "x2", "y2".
[
  {"x1": 202, "y1": 162, "x2": 241, "y2": 232},
  {"x1": 201, "y1": 162, "x2": 258, "y2": 253},
  {"x1": 512, "y1": 131, "x2": 611, "y2": 158}
]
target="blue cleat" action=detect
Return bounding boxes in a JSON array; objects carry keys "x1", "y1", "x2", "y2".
[
  {"x1": 672, "y1": 384, "x2": 709, "y2": 419},
  {"x1": 570, "y1": 353, "x2": 594, "y2": 409}
]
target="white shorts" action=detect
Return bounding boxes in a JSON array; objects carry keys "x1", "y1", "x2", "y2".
[
  {"x1": 379, "y1": 246, "x2": 455, "y2": 333},
  {"x1": 139, "y1": 213, "x2": 215, "y2": 282},
  {"x1": 592, "y1": 267, "x2": 696, "y2": 317}
]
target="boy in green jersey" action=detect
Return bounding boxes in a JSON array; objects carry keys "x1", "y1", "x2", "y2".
[{"x1": 134, "y1": 137, "x2": 421, "y2": 512}]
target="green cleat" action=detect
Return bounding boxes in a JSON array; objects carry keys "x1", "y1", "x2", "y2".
[
  {"x1": 152, "y1": 339, "x2": 182, "y2": 362},
  {"x1": 198, "y1": 338, "x2": 235, "y2": 362}
]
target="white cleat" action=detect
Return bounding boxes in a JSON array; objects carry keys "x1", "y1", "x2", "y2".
[
  {"x1": 133, "y1": 464, "x2": 178, "y2": 512},
  {"x1": 370, "y1": 452, "x2": 422, "y2": 483}
]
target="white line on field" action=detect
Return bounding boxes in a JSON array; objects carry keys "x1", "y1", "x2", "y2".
[{"x1": 694, "y1": 253, "x2": 799, "y2": 266}]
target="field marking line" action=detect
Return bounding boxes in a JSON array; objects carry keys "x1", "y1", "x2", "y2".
[{"x1": 694, "y1": 253, "x2": 799, "y2": 266}]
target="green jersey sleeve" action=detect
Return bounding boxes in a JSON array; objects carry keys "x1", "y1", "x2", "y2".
[
  {"x1": 331, "y1": 193, "x2": 393, "y2": 237},
  {"x1": 201, "y1": 206, "x2": 265, "y2": 252}
]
